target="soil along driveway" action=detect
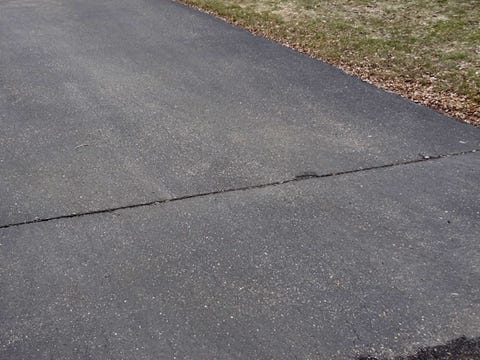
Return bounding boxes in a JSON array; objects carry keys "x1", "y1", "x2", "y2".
[{"x1": 0, "y1": 0, "x2": 479, "y2": 359}]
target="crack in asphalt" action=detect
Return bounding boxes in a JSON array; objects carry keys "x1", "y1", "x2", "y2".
[{"x1": 0, "y1": 149, "x2": 477, "y2": 230}]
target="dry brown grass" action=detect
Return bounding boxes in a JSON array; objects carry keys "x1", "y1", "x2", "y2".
[{"x1": 180, "y1": 0, "x2": 480, "y2": 126}]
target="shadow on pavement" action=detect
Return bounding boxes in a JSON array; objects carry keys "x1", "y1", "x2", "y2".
[{"x1": 359, "y1": 336, "x2": 480, "y2": 360}]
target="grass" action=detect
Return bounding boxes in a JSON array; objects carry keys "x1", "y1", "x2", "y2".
[{"x1": 180, "y1": 0, "x2": 480, "y2": 125}]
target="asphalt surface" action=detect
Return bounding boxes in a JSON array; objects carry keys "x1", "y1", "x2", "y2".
[{"x1": 0, "y1": 0, "x2": 479, "y2": 359}]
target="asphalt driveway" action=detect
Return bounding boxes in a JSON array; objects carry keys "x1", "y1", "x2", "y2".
[{"x1": 0, "y1": 0, "x2": 479, "y2": 358}]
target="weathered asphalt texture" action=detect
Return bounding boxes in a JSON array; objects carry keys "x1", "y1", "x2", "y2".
[
  {"x1": 1, "y1": 0, "x2": 479, "y2": 226},
  {"x1": 1, "y1": 154, "x2": 479, "y2": 359},
  {"x1": 0, "y1": 0, "x2": 479, "y2": 359}
]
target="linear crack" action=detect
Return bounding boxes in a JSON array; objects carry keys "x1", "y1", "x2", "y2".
[{"x1": 0, "y1": 149, "x2": 477, "y2": 229}]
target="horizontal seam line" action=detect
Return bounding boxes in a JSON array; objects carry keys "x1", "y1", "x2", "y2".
[{"x1": 0, "y1": 149, "x2": 477, "y2": 229}]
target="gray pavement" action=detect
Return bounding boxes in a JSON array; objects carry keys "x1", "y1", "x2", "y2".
[{"x1": 0, "y1": 0, "x2": 479, "y2": 359}]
